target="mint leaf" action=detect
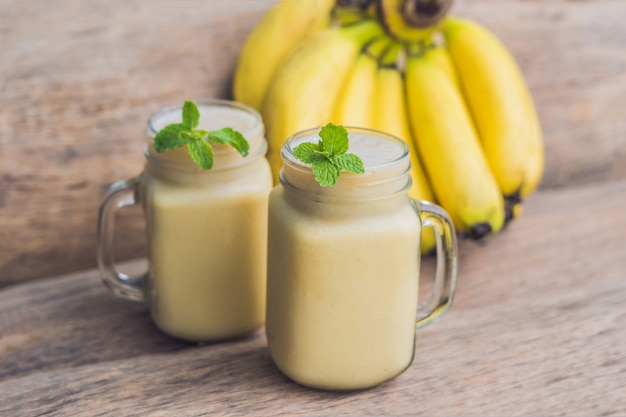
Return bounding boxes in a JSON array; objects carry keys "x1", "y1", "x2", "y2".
[
  {"x1": 191, "y1": 130, "x2": 209, "y2": 141},
  {"x1": 294, "y1": 142, "x2": 325, "y2": 164},
  {"x1": 331, "y1": 153, "x2": 365, "y2": 174},
  {"x1": 313, "y1": 141, "x2": 331, "y2": 158},
  {"x1": 291, "y1": 122, "x2": 365, "y2": 187},
  {"x1": 187, "y1": 139, "x2": 214, "y2": 170},
  {"x1": 312, "y1": 160, "x2": 341, "y2": 187},
  {"x1": 209, "y1": 127, "x2": 250, "y2": 157},
  {"x1": 154, "y1": 123, "x2": 187, "y2": 152},
  {"x1": 319, "y1": 123, "x2": 349, "y2": 156},
  {"x1": 182, "y1": 101, "x2": 200, "y2": 130},
  {"x1": 180, "y1": 130, "x2": 194, "y2": 141}
]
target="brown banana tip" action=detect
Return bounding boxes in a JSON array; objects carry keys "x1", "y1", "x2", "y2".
[
  {"x1": 504, "y1": 190, "x2": 522, "y2": 205},
  {"x1": 504, "y1": 189, "x2": 523, "y2": 224},
  {"x1": 504, "y1": 205, "x2": 515, "y2": 224},
  {"x1": 469, "y1": 222, "x2": 492, "y2": 240}
]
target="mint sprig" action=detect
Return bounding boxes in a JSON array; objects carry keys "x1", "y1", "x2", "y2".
[
  {"x1": 153, "y1": 100, "x2": 250, "y2": 170},
  {"x1": 293, "y1": 123, "x2": 365, "y2": 186}
]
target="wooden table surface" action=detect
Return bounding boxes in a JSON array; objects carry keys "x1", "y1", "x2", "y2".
[
  {"x1": 1, "y1": 180, "x2": 625, "y2": 416},
  {"x1": 1, "y1": 0, "x2": 625, "y2": 415}
]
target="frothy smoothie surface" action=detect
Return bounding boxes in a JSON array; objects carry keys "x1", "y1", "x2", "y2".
[
  {"x1": 150, "y1": 104, "x2": 259, "y2": 134},
  {"x1": 290, "y1": 131, "x2": 407, "y2": 168}
]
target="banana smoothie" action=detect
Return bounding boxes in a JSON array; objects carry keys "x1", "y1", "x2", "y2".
[
  {"x1": 142, "y1": 102, "x2": 272, "y2": 342},
  {"x1": 97, "y1": 100, "x2": 272, "y2": 342},
  {"x1": 266, "y1": 126, "x2": 459, "y2": 390}
]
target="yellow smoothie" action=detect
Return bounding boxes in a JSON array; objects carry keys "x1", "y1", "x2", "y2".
[
  {"x1": 142, "y1": 101, "x2": 272, "y2": 342},
  {"x1": 266, "y1": 129, "x2": 422, "y2": 390}
]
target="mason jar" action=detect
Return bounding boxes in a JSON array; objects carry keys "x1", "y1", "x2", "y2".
[
  {"x1": 98, "y1": 99, "x2": 272, "y2": 342},
  {"x1": 266, "y1": 126, "x2": 458, "y2": 390}
]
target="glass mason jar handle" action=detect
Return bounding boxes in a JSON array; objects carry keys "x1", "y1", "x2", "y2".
[
  {"x1": 97, "y1": 176, "x2": 146, "y2": 302},
  {"x1": 413, "y1": 200, "x2": 458, "y2": 329}
]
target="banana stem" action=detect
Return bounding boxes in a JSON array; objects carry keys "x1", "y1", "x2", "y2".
[
  {"x1": 378, "y1": 40, "x2": 404, "y2": 68},
  {"x1": 402, "y1": 0, "x2": 454, "y2": 28},
  {"x1": 405, "y1": 41, "x2": 422, "y2": 58}
]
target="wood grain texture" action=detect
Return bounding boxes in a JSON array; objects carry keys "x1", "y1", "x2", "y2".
[
  {"x1": 1, "y1": 179, "x2": 625, "y2": 416},
  {"x1": 1, "y1": 1, "x2": 625, "y2": 287},
  {"x1": 0, "y1": 0, "x2": 275, "y2": 286}
]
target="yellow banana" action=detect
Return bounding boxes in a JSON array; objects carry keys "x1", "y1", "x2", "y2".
[
  {"x1": 233, "y1": 0, "x2": 335, "y2": 110},
  {"x1": 373, "y1": 42, "x2": 436, "y2": 252},
  {"x1": 443, "y1": 17, "x2": 545, "y2": 215},
  {"x1": 332, "y1": 37, "x2": 388, "y2": 126},
  {"x1": 405, "y1": 51, "x2": 505, "y2": 239},
  {"x1": 262, "y1": 20, "x2": 384, "y2": 183},
  {"x1": 422, "y1": 41, "x2": 460, "y2": 88}
]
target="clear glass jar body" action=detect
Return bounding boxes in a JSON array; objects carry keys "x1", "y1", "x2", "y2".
[
  {"x1": 265, "y1": 127, "x2": 457, "y2": 390},
  {"x1": 142, "y1": 157, "x2": 271, "y2": 341},
  {"x1": 98, "y1": 99, "x2": 272, "y2": 342}
]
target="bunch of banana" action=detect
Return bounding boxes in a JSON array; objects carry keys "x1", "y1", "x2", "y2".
[{"x1": 232, "y1": 0, "x2": 544, "y2": 241}]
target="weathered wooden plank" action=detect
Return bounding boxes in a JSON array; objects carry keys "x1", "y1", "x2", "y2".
[
  {"x1": 1, "y1": 0, "x2": 625, "y2": 288},
  {"x1": 0, "y1": 0, "x2": 276, "y2": 287},
  {"x1": 1, "y1": 179, "x2": 625, "y2": 416}
]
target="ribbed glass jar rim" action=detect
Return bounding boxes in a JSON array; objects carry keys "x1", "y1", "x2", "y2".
[{"x1": 280, "y1": 126, "x2": 412, "y2": 202}]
